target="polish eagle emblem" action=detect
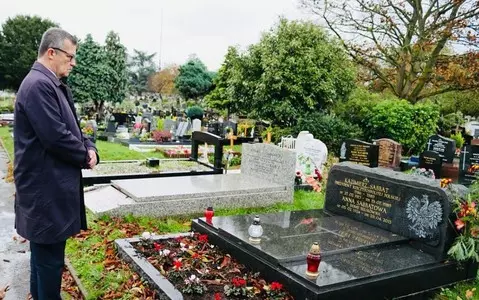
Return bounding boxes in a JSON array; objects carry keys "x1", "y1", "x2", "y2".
[{"x1": 405, "y1": 195, "x2": 442, "y2": 238}]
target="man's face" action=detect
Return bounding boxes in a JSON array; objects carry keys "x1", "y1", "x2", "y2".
[{"x1": 51, "y1": 39, "x2": 76, "y2": 78}]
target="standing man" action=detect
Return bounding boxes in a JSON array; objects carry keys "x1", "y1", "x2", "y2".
[{"x1": 13, "y1": 28, "x2": 99, "y2": 300}]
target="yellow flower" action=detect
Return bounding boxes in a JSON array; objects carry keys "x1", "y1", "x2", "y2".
[{"x1": 465, "y1": 288, "x2": 476, "y2": 299}]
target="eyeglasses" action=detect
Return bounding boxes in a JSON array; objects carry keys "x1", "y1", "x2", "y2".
[{"x1": 51, "y1": 47, "x2": 76, "y2": 62}]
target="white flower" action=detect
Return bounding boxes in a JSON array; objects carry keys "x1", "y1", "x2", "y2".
[
  {"x1": 210, "y1": 244, "x2": 215, "y2": 248},
  {"x1": 141, "y1": 232, "x2": 151, "y2": 239},
  {"x1": 190, "y1": 232, "x2": 194, "y2": 237},
  {"x1": 189, "y1": 245, "x2": 194, "y2": 249},
  {"x1": 163, "y1": 249, "x2": 171, "y2": 256},
  {"x1": 180, "y1": 247, "x2": 187, "y2": 252},
  {"x1": 189, "y1": 274, "x2": 196, "y2": 281},
  {"x1": 159, "y1": 250, "x2": 164, "y2": 256},
  {"x1": 180, "y1": 242, "x2": 186, "y2": 248}
]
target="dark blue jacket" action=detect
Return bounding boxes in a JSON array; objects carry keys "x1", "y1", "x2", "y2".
[{"x1": 14, "y1": 62, "x2": 99, "y2": 244}]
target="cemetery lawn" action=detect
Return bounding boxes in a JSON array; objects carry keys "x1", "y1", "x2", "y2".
[{"x1": 0, "y1": 127, "x2": 165, "y2": 161}]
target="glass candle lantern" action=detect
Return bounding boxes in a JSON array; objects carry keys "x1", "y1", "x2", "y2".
[
  {"x1": 248, "y1": 215, "x2": 263, "y2": 244},
  {"x1": 305, "y1": 242, "x2": 321, "y2": 279},
  {"x1": 204, "y1": 206, "x2": 214, "y2": 224}
]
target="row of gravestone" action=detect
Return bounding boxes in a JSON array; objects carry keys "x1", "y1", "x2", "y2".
[
  {"x1": 106, "y1": 117, "x2": 204, "y2": 140},
  {"x1": 338, "y1": 135, "x2": 479, "y2": 186}
]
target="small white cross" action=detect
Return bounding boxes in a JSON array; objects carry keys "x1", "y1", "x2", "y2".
[{"x1": 427, "y1": 140, "x2": 433, "y2": 151}]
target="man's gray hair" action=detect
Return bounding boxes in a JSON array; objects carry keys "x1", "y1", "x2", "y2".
[{"x1": 38, "y1": 28, "x2": 77, "y2": 58}]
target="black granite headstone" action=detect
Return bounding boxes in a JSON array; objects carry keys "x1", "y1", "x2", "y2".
[
  {"x1": 223, "y1": 120, "x2": 237, "y2": 136},
  {"x1": 106, "y1": 120, "x2": 116, "y2": 133},
  {"x1": 425, "y1": 134, "x2": 456, "y2": 163},
  {"x1": 459, "y1": 145, "x2": 479, "y2": 186},
  {"x1": 419, "y1": 150, "x2": 442, "y2": 178},
  {"x1": 338, "y1": 139, "x2": 379, "y2": 168},
  {"x1": 325, "y1": 162, "x2": 454, "y2": 258}
]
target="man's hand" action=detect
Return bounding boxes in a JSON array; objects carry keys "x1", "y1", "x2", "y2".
[{"x1": 88, "y1": 149, "x2": 97, "y2": 169}]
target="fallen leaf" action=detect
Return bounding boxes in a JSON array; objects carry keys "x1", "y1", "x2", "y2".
[
  {"x1": 219, "y1": 255, "x2": 231, "y2": 269},
  {"x1": 0, "y1": 285, "x2": 10, "y2": 299}
]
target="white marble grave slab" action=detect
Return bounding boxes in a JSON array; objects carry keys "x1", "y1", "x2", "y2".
[{"x1": 111, "y1": 174, "x2": 286, "y2": 202}]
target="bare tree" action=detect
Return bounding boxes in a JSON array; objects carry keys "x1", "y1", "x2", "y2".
[{"x1": 301, "y1": 0, "x2": 479, "y2": 102}]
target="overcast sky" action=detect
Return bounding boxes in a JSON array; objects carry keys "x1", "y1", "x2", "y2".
[{"x1": 1, "y1": 0, "x2": 315, "y2": 71}]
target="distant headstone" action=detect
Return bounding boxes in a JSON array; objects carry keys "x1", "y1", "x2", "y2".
[
  {"x1": 207, "y1": 122, "x2": 221, "y2": 136},
  {"x1": 339, "y1": 139, "x2": 379, "y2": 168},
  {"x1": 426, "y1": 134, "x2": 456, "y2": 163},
  {"x1": 175, "y1": 122, "x2": 186, "y2": 137},
  {"x1": 150, "y1": 116, "x2": 159, "y2": 131},
  {"x1": 326, "y1": 162, "x2": 456, "y2": 258},
  {"x1": 106, "y1": 120, "x2": 116, "y2": 133},
  {"x1": 192, "y1": 119, "x2": 202, "y2": 132},
  {"x1": 459, "y1": 145, "x2": 479, "y2": 185},
  {"x1": 375, "y1": 138, "x2": 402, "y2": 169},
  {"x1": 163, "y1": 119, "x2": 174, "y2": 132},
  {"x1": 179, "y1": 121, "x2": 189, "y2": 136},
  {"x1": 419, "y1": 151, "x2": 442, "y2": 178},
  {"x1": 241, "y1": 143, "x2": 296, "y2": 187},
  {"x1": 465, "y1": 121, "x2": 479, "y2": 138},
  {"x1": 297, "y1": 138, "x2": 328, "y2": 175},
  {"x1": 223, "y1": 120, "x2": 237, "y2": 136}
]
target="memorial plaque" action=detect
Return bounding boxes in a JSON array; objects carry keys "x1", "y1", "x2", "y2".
[
  {"x1": 339, "y1": 139, "x2": 379, "y2": 168},
  {"x1": 459, "y1": 145, "x2": 479, "y2": 186},
  {"x1": 241, "y1": 143, "x2": 296, "y2": 186},
  {"x1": 375, "y1": 138, "x2": 402, "y2": 169},
  {"x1": 419, "y1": 151, "x2": 442, "y2": 178},
  {"x1": 425, "y1": 134, "x2": 456, "y2": 163},
  {"x1": 325, "y1": 163, "x2": 452, "y2": 254}
]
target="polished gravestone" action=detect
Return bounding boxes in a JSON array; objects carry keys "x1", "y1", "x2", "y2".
[
  {"x1": 197, "y1": 211, "x2": 406, "y2": 264},
  {"x1": 459, "y1": 145, "x2": 479, "y2": 186},
  {"x1": 192, "y1": 162, "x2": 477, "y2": 300},
  {"x1": 338, "y1": 139, "x2": 379, "y2": 168},
  {"x1": 426, "y1": 134, "x2": 456, "y2": 164}
]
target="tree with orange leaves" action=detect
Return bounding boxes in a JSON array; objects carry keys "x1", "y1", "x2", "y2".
[{"x1": 148, "y1": 64, "x2": 179, "y2": 100}]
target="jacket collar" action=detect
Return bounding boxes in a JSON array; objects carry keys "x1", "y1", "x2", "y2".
[{"x1": 31, "y1": 61, "x2": 62, "y2": 87}]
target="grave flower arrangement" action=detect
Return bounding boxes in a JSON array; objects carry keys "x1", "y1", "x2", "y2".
[
  {"x1": 159, "y1": 146, "x2": 191, "y2": 158},
  {"x1": 442, "y1": 181, "x2": 479, "y2": 262},
  {"x1": 135, "y1": 232, "x2": 293, "y2": 299},
  {"x1": 410, "y1": 167, "x2": 435, "y2": 179},
  {"x1": 294, "y1": 168, "x2": 323, "y2": 192},
  {"x1": 131, "y1": 122, "x2": 143, "y2": 138},
  {"x1": 82, "y1": 125, "x2": 94, "y2": 137}
]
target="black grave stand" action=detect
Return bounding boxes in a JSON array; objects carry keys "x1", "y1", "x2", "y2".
[
  {"x1": 190, "y1": 131, "x2": 224, "y2": 170},
  {"x1": 82, "y1": 132, "x2": 225, "y2": 186}
]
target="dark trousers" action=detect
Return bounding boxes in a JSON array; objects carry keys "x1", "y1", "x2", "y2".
[{"x1": 30, "y1": 240, "x2": 66, "y2": 300}]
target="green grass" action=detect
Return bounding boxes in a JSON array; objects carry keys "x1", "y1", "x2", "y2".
[
  {"x1": 0, "y1": 127, "x2": 13, "y2": 159},
  {"x1": 0, "y1": 127, "x2": 166, "y2": 161},
  {"x1": 95, "y1": 140, "x2": 164, "y2": 161}
]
